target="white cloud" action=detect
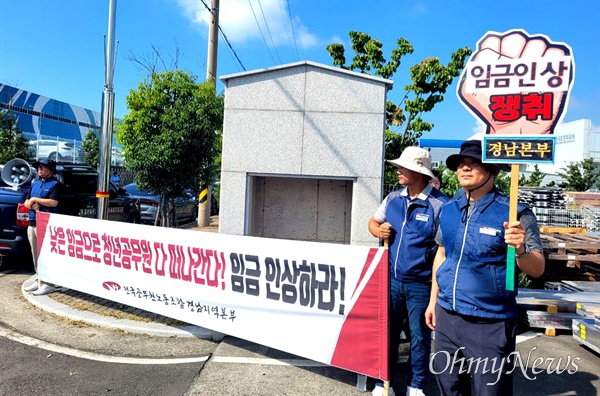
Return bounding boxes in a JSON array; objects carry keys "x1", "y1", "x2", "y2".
[
  {"x1": 293, "y1": 17, "x2": 318, "y2": 49},
  {"x1": 329, "y1": 35, "x2": 345, "y2": 47},
  {"x1": 176, "y1": 0, "x2": 319, "y2": 49}
]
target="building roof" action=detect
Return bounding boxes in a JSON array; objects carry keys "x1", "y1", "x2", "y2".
[
  {"x1": 220, "y1": 60, "x2": 394, "y2": 88},
  {"x1": 417, "y1": 138, "x2": 465, "y2": 149}
]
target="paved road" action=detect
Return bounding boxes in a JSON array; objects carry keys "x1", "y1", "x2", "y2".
[
  {"x1": 0, "y1": 262, "x2": 599, "y2": 395},
  {"x1": 0, "y1": 335, "x2": 203, "y2": 396},
  {"x1": 0, "y1": 268, "x2": 367, "y2": 395}
]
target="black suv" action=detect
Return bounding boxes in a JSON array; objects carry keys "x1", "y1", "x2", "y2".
[{"x1": 57, "y1": 164, "x2": 141, "y2": 223}]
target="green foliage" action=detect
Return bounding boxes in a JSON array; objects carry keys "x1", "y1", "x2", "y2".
[
  {"x1": 212, "y1": 182, "x2": 220, "y2": 204},
  {"x1": 557, "y1": 158, "x2": 600, "y2": 191},
  {"x1": 519, "y1": 271, "x2": 532, "y2": 288},
  {"x1": 117, "y1": 69, "x2": 224, "y2": 226},
  {"x1": 436, "y1": 165, "x2": 461, "y2": 197},
  {"x1": 327, "y1": 31, "x2": 471, "y2": 185},
  {"x1": 326, "y1": 32, "x2": 413, "y2": 80},
  {"x1": 383, "y1": 130, "x2": 402, "y2": 187},
  {"x1": 443, "y1": 166, "x2": 550, "y2": 197},
  {"x1": 82, "y1": 129, "x2": 100, "y2": 168},
  {"x1": 494, "y1": 171, "x2": 511, "y2": 195},
  {"x1": 0, "y1": 110, "x2": 29, "y2": 163},
  {"x1": 519, "y1": 165, "x2": 547, "y2": 187},
  {"x1": 435, "y1": 166, "x2": 513, "y2": 197}
]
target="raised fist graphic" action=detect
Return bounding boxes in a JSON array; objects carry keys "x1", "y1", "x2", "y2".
[{"x1": 458, "y1": 30, "x2": 575, "y2": 135}]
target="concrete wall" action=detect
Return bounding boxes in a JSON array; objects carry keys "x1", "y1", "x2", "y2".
[
  {"x1": 248, "y1": 176, "x2": 352, "y2": 244},
  {"x1": 219, "y1": 61, "x2": 392, "y2": 246}
]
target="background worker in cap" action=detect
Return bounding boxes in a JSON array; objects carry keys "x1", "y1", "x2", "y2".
[
  {"x1": 23, "y1": 158, "x2": 62, "y2": 296},
  {"x1": 110, "y1": 171, "x2": 121, "y2": 187},
  {"x1": 368, "y1": 146, "x2": 448, "y2": 396},
  {"x1": 425, "y1": 140, "x2": 545, "y2": 396}
]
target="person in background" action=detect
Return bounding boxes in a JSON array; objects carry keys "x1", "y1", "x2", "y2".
[
  {"x1": 23, "y1": 158, "x2": 62, "y2": 296},
  {"x1": 110, "y1": 171, "x2": 121, "y2": 187},
  {"x1": 429, "y1": 169, "x2": 442, "y2": 190},
  {"x1": 425, "y1": 140, "x2": 545, "y2": 396},
  {"x1": 368, "y1": 146, "x2": 449, "y2": 396}
]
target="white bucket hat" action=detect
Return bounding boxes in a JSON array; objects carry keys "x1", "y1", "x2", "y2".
[{"x1": 387, "y1": 146, "x2": 434, "y2": 178}]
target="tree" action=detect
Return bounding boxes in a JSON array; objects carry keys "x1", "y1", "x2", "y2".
[
  {"x1": 519, "y1": 165, "x2": 546, "y2": 187},
  {"x1": 117, "y1": 69, "x2": 224, "y2": 227},
  {"x1": 557, "y1": 158, "x2": 600, "y2": 191},
  {"x1": 327, "y1": 32, "x2": 471, "y2": 184},
  {"x1": 0, "y1": 110, "x2": 29, "y2": 164},
  {"x1": 431, "y1": 165, "x2": 512, "y2": 197},
  {"x1": 436, "y1": 165, "x2": 461, "y2": 198},
  {"x1": 494, "y1": 171, "x2": 511, "y2": 195},
  {"x1": 82, "y1": 129, "x2": 100, "y2": 168}
]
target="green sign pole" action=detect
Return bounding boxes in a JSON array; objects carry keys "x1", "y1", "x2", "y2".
[{"x1": 506, "y1": 164, "x2": 519, "y2": 291}]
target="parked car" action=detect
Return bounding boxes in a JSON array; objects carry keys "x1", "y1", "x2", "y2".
[
  {"x1": 28, "y1": 140, "x2": 84, "y2": 163},
  {"x1": 122, "y1": 183, "x2": 198, "y2": 226},
  {"x1": 111, "y1": 147, "x2": 124, "y2": 167}
]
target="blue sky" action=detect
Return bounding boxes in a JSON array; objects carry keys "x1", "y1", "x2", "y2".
[{"x1": 1, "y1": 0, "x2": 598, "y2": 140}]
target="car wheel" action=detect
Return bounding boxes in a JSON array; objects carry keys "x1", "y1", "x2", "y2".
[
  {"x1": 157, "y1": 211, "x2": 176, "y2": 227},
  {"x1": 48, "y1": 152, "x2": 63, "y2": 161},
  {"x1": 191, "y1": 206, "x2": 198, "y2": 222}
]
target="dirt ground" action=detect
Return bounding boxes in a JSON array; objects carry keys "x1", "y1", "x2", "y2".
[{"x1": 185, "y1": 215, "x2": 219, "y2": 232}]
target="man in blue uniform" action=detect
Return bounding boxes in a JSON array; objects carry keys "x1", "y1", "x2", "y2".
[
  {"x1": 369, "y1": 146, "x2": 448, "y2": 396},
  {"x1": 23, "y1": 158, "x2": 62, "y2": 296},
  {"x1": 425, "y1": 140, "x2": 545, "y2": 396},
  {"x1": 110, "y1": 171, "x2": 121, "y2": 187}
]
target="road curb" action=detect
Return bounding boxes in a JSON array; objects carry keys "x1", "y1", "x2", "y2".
[{"x1": 21, "y1": 275, "x2": 223, "y2": 340}]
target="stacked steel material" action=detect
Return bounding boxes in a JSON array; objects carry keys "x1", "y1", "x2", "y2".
[
  {"x1": 519, "y1": 187, "x2": 586, "y2": 228},
  {"x1": 582, "y1": 205, "x2": 600, "y2": 232},
  {"x1": 571, "y1": 291, "x2": 600, "y2": 354},
  {"x1": 545, "y1": 280, "x2": 600, "y2": 292},
  {"x1": 517, "y1": 287, "x2": 600, "y2": 334}
]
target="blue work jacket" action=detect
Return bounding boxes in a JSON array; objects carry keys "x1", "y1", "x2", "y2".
[
  {"x1": 436, "y1": 187, "x2": 527, "y2": 319},
  {"x1": 383, "y1": 185, "x2": 448, "y2": 282},
  {"x1": 28, "y1": 177, "x2": 60, "y2": 223}
]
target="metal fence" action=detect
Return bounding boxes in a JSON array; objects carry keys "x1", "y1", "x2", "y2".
[
  {"x1": 110, "y1": 166, "x2": 135, "y2": 187},
  {"x1": 27, "y1": 136, "x2": 86, "y2": 164},
  {"x1": 384, "y1": 183, "x2": 402, "y2": 196},
  {"x1": 26, "y1": 135, "x2": 124, "y2": 167}
]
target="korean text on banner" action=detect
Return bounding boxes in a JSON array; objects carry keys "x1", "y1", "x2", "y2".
[{"x1": 35, "y1": 212, "x2": 389, "y2": 381}]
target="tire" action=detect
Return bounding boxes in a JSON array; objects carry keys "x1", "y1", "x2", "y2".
[
  {"x1": 191, "y1": 206, "x2": 198, "y2": 222},
  {"x1": 157, "y1": 211, "x2": 176, "y2": 227},
  {"x1": 48, "y1": 152, "x2": 63, "y2": 161}
]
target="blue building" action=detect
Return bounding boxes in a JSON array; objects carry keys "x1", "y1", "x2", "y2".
[{"x1": 0, "y1": 84, "x2": 101, "y2": 142}]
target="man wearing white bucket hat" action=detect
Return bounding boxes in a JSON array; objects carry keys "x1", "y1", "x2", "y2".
[{"x1": 368, "y1": 146, "x2": 448, "y2": 396}]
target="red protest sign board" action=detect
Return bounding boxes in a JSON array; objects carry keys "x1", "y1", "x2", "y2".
[{"x1": 457, "y1": 29, "x2": 575, "y2": 136}]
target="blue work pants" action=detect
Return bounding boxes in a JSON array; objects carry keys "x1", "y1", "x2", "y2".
[
  {"x1": 390, "y1": 277, "x2": 432, "y2": 389},
  {"x1": 431, "y1": 305, "x2": 517, "y2": 396}
]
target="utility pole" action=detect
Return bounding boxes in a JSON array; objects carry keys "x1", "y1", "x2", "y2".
[
  {"x1": 97, "y1": 0, "x2": 118, "y2": 220},
  {"x1": 206, "y1": 0, "x2": 219, "y2": 82},
  {"x1": 198, "y1": 0, "x2": 219, "y2": 227}
]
